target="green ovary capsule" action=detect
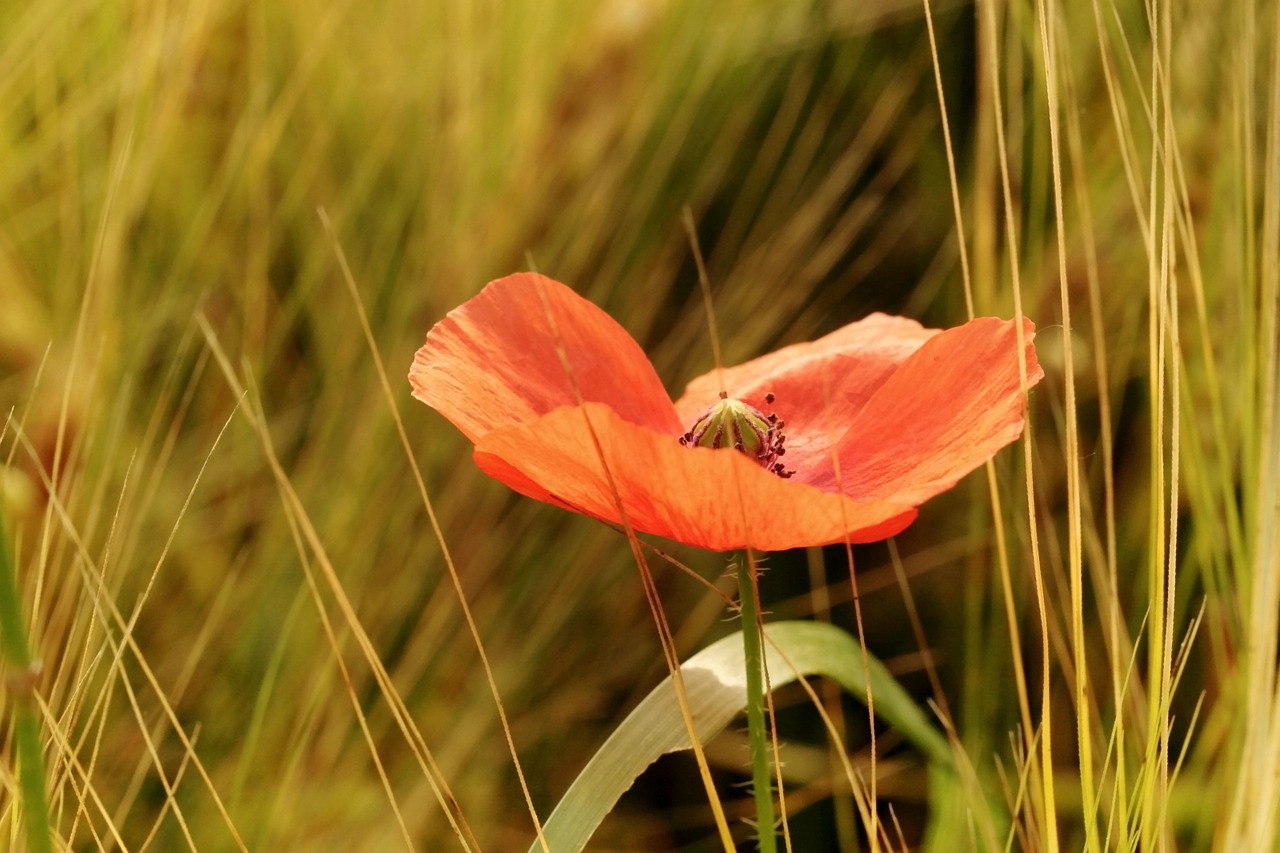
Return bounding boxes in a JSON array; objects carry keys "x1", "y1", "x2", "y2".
[{"x1": 679, "y1": 394, "x2": 793, "y2": 479}]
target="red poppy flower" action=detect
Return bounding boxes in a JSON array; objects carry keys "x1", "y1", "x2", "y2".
[{"x1": 409, "y1": 273, "x2": 1043, "y2": 552}]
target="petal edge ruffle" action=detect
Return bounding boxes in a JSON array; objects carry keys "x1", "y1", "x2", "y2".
[{"x1": 829, "y1": 317, "x2": 1043, "y2": 504}]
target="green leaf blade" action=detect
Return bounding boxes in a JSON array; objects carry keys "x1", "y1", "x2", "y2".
[{"x1": 535, "y1": 620, "x2": 951, "y2": 851}]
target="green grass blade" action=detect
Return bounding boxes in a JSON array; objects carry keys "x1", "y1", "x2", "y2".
[
  {"x1": 0, "y1": 511, "x2": 52, "y2": 853},
  {"x1": 535, "y1": 620, "x2": 950, "y2": 852}
]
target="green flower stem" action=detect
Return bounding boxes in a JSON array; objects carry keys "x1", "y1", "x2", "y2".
[
  {"x1": 737, "y1": 557, "x2": 777, "y2": 851},
  {"x1": 0, "y1": 513, "x2": 52, "y2": 853}
]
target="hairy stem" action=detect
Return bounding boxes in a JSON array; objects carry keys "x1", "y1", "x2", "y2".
[{"x1": 737, "y1": 557, "x2": 776, "y2": 851}]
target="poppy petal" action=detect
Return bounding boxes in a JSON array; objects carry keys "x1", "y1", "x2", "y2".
[
  {"x1": 824, "y1": 317, "x2": 1043, "y2": 504},
  {"x1": 410, "y1": 273, "x2": 681, "y2": 443},
  {"x1": 673, "y1": 314, "x2": 939, "y2": 485},
  {"x1": 473, "y1": 402, "x2": 918, "y2": 552},
  {"x1": 465, "y1": 452, "x2": 577, "y2": 512}
]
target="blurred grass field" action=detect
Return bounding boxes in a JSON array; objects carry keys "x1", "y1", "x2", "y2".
[{"x1": 0, "y1": 0, "x2": 1277, "y2": 849}]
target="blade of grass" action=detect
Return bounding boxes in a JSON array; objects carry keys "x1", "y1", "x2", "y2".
[
  {"x1": 322, "y1": 208, "x2": 548, "y2": 851},
  {"x1": 196, "y1": 319, "x2": 477, "y2": 849},
  {"x1": 1033, "y1": 0, "x2": 1097, "y2": 847},
  {"x1": 534, "y1": 620, "x2": 951, "y2": 852},
  {"x1": 979, "y1": 0, "x2": 1057, "y2": 843},
  {"x1": 0, "y1": 511, "x2": 52, "y2": 853}
]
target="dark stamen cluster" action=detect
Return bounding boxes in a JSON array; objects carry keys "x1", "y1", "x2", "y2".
[
  {"x1": 760, "y1": 393, "x2": 793, "y2": 479},
  {"x1": 680, "y1": 391, "x2": 794, "y2": 479}
]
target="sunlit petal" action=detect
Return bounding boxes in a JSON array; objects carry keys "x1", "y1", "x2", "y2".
[
  {"x1": 411, "y1": 273, "x2": 681, "y2": 443},
  {"x1": 825, "y1": 317, "x2": 1043, "y2": 504}
]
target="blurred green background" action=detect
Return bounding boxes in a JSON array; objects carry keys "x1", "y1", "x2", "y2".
[{"x1": 1, "y1": 0, "x2": 1275, "y2": 849}]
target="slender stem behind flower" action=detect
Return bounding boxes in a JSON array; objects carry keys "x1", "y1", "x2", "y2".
[{"x1": 737, "y1": 557, "x2": 777, "y2": 852}]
